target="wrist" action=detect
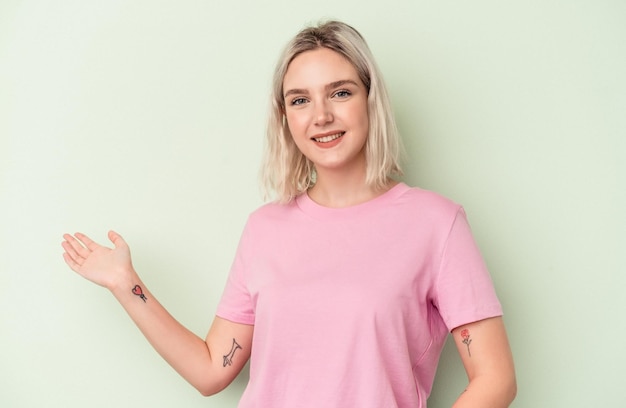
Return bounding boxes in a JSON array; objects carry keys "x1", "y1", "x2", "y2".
[{"x1": 108, "y1": 267, "x2": 140, "y2": 296}]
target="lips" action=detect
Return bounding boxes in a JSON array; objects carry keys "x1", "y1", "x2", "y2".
[{"x1": 311, "y1": 132, "x2": 345, "y2": 143}]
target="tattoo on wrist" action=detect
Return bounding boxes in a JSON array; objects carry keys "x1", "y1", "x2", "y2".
[
  {"x1": 132, "y1": 285, "x2": 147, "y2": 302},
  {"x1": 461, "y1": 329, "x2": 472, "y2": 357},
  {"x1": 223, "y1": 338, "x2": 242, "y2": 367}
]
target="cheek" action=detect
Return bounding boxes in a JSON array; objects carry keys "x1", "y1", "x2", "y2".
[
  {"x1": 286, "y1": 113, "x2": 306, "y2": 137},
  {"x1": 343, "y1": 97, "x2": 368, "y2": 122},
  {"x1": 349, "y1": 104, "x2": 369, "y2": 133}
]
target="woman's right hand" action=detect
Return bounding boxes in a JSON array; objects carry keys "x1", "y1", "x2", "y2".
[
  {"x1": 61, "y1": 230, "x2": 254, "y2": 395},
  {"x1": 62, "y1": 230, "x2": 134, "y2": 290}
]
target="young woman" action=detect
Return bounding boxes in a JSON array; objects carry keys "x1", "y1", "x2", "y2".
[{"x1": 62, "y1": 20, "x2": 516, "y2": 407}]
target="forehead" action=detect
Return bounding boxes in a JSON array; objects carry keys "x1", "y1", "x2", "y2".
[{"x1": 283, "y1": 48, "x2": 360, "y2": 89}]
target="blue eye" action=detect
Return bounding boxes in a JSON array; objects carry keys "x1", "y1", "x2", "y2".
[
  {"x1": 333, "y1": 90, "x2": 351, "y2": 98},
  {"x1": 290, "y1": 97, "x2": 308, "y2": 106}
]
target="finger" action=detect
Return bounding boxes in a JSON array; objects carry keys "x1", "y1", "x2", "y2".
[
  {"x1": 108, "y1": 230, "x2": 127, "y2": 249},
  {"x1": 62, "y1": 234, "x2": 90, "y2": 260},
  {"x1": 62, "y1": 251, "x2": 81, "y2": 272},
  {"x1": 61, "y1": 240, "x2": 79, "y2": 261},
  {"x1": 75, "y1": 232, "x2": 101, "y2": 252}
]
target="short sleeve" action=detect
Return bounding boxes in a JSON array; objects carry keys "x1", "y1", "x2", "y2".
[
  {"x1": 434, "y1": 208, "x2": 502, "y2": 331},
  {"x1": 215, "y1": 220, "x2": 256, "y2": 325}
]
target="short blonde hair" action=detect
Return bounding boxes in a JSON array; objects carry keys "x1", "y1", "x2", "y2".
[{"x1": 261, "y1": 20, "x2": 403, "y2": 203}]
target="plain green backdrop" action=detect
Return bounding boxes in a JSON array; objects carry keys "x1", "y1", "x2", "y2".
[{"x1": 1, "y1": 1, "x2": 624, "y2": 407}]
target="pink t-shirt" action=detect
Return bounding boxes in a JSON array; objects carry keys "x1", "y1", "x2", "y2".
[{"x1": 217, "y1": 183, "x2": 502, "y2": 407}]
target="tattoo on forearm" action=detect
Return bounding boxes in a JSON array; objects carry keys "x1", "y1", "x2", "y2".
[
  {"x1": 223, "y1": 338, "x2": 242, "y2": 367},
  {"x1": 132, "y1": 285, "x2": 147, "y2": 302},
  {"x1": 461, "y1": 329, "x2": 472, "y2": 357}
]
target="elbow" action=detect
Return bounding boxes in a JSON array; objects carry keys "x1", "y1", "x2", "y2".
[
  {"x1": 196, "y1": 378, "x2": 229, "y2": 397},
  {"x1": 506, "y1": 375, "x2": 518, "y2": 404},
  {"x1": 197, "y1": 383, "x2": 225, "y2": 397},
  {"x1": 472, "y1": 371, "x2": 517, "y2": 407},
  {"x1": 497, "y1": 372, "x2": 517, "y2": 406},
  {"x1": 199, "y1": 388, "x2": 217, "y2": 397}
]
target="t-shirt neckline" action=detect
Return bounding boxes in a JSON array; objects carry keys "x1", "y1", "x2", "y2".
[{"x1": 295, "y1": 182, "x2": 410, "y2": 220}]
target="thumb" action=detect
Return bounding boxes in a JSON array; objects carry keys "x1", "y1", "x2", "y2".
[{"x1": 108, "y1": 230, "x2": 127, "y2": 248}]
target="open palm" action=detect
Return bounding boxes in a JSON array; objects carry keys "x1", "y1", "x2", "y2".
[{"x1": 62, "y1": 230, "x2": 133, "y2": 290}]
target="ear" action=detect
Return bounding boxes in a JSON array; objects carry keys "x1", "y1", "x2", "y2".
[{"x1": 276, "y1": 102, "x2": 287, "y2": 126}]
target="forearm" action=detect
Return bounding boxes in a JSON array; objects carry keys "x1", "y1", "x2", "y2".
[
  {"x1": 452, "y1": 375, "x2": 517, "y2": 408},
  {"x1": 62, "y1": 231, "x2": 249, "y2": 395},
  {"x1": 109, "y1": 270, "x2": 222, "y2": 394}
]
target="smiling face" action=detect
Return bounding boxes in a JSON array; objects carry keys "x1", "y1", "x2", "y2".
[{"x1": 282, "y1": 47, "x2": 369, "y2": 178}]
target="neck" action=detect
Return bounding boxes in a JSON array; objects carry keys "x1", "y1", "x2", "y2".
[{"x1": 309, "y1": 166, "x2": 396, "y2": 208}]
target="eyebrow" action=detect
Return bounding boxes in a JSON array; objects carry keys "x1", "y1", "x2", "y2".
[{"x1": 283, "y1": 79, "x2": 360, "y2": 98}]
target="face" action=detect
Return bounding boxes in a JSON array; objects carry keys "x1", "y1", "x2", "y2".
[{"x1": 282, "y1": 47, "x2": 369, "y2": 176}]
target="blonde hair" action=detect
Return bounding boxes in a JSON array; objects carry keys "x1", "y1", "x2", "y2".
[{"x1": 261, "y1": 20, "x2": 403, "y2": 203}]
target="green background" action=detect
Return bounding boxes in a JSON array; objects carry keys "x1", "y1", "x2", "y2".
[{"x1": 1, "y1": 1, "x2": 624, "y2": 406}]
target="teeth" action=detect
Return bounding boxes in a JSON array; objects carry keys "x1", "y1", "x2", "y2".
[{"x1": 314, "y1": 133, "x2": 343, "y2": 143}]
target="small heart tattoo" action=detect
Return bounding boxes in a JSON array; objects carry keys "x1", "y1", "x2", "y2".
[{"x1": 132, "y1": 285, "x2": 147, "y2": 302}]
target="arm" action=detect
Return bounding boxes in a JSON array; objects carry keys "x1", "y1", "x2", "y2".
[
  {"x1": 61, "y1": 231, "x2": 252, "y2": 396},
  {"x1": 451, "y1": 316, "x2": 517, "y2": 408}
]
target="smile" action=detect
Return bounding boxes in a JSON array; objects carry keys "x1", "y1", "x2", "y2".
[{"x1": 312, "y1": 132, "x2": 345, "y2": 143}]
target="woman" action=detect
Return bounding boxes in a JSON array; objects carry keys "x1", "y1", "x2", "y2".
[{"x1": 62, "y1": 20, "x2": 516, "y2": 407}]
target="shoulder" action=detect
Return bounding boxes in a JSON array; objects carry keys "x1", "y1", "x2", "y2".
[
  {"x1": 248, "y1": 199, "x2": 298, "y2": 220},
  {"x1": 240, "y1": 199, "x2": 301, "y2": 235},
  {"x1": 394, "y1": 183, "x2": 462, "y2": 221}
]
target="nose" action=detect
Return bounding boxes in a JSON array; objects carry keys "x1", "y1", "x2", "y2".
[{"x1": 313, "y1": 100, "x2": 333, "y2": 126}]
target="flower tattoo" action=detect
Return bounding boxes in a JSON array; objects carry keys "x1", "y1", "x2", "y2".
[{"x1": 461, "y1": 329, "x2": 472, "y2": 357}]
